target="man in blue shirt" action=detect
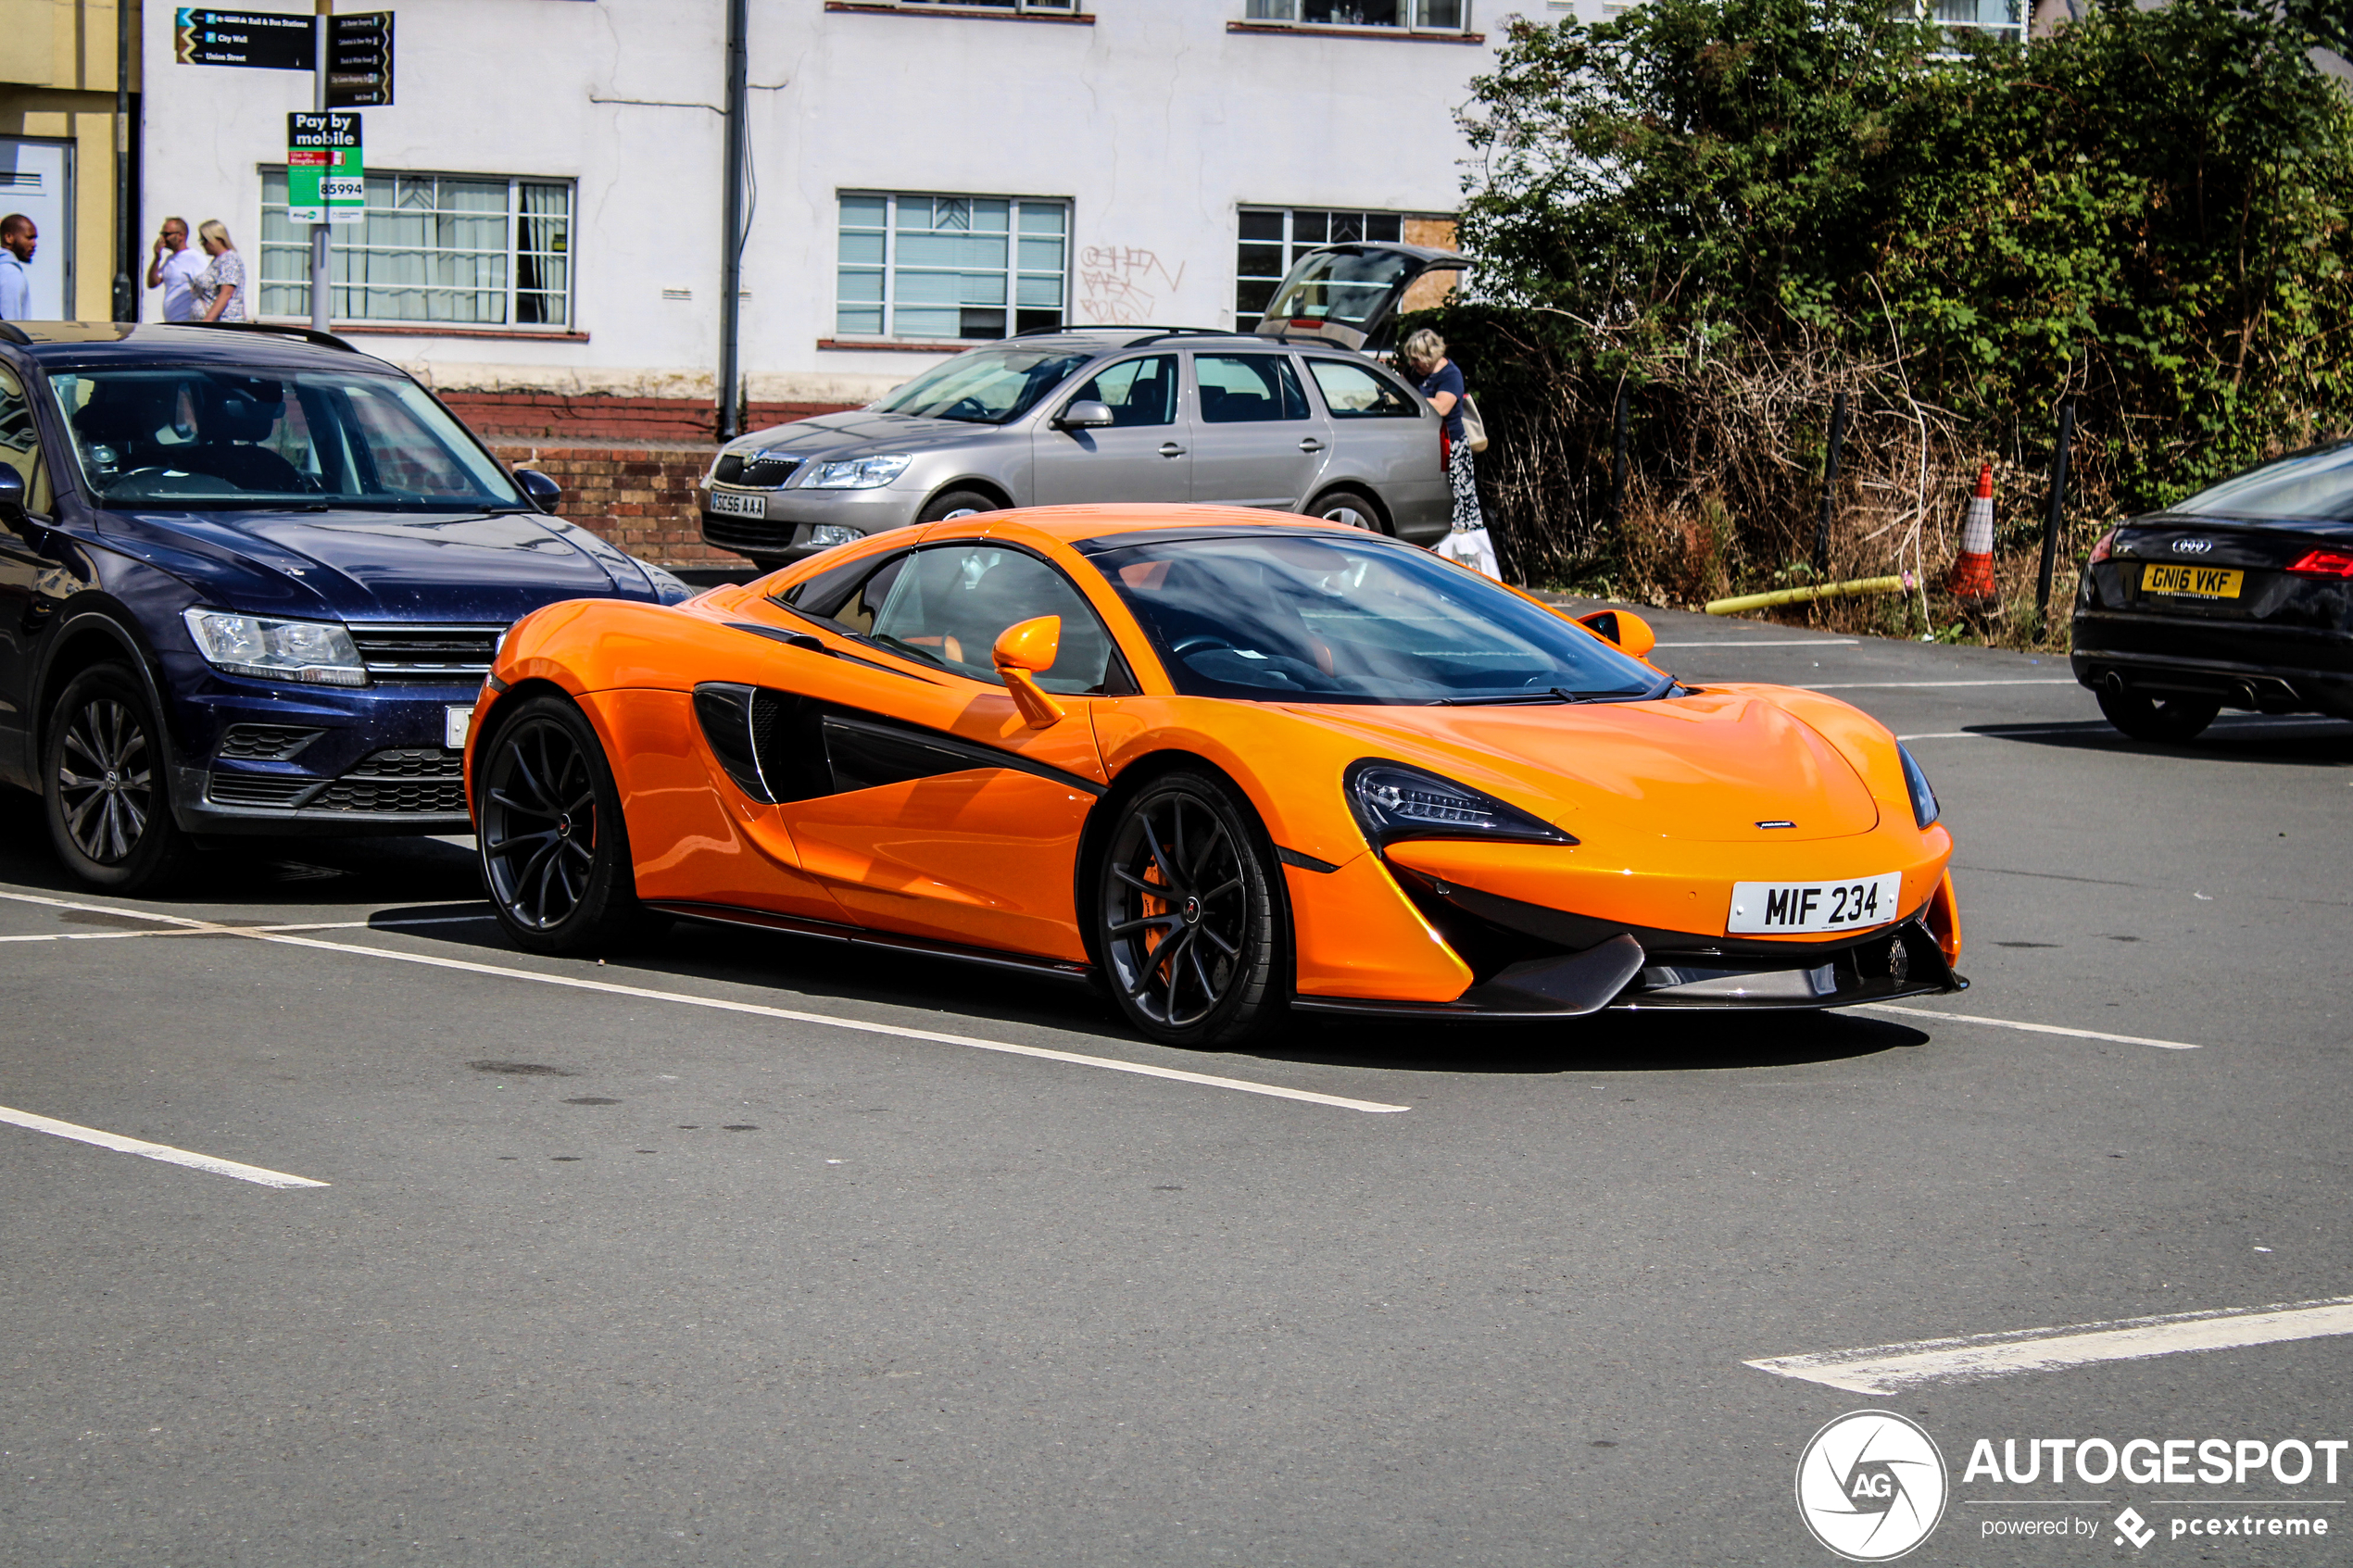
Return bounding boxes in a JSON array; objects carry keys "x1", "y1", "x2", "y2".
[{"x1": 0, "y1": 215, "x2": 34, "y2": 320}]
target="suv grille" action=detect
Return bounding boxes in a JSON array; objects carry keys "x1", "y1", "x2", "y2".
[
  {"x1": 218, "y1": 723, "x2": 324, "y2": 761},
  {"x1": 702, "y1": 512, "x2": 801, "y2": 556},
  {"x1": 348, "y1": 624, "x2": 503, "y2": 684},
  {"x1": 309, "y1": 747, "x2": 466, "y2": 813},
  {"x1": 713, "y1": 452, "x2": 801, "y2": 488},
  {"x1": 208, "y1": 772, "x2": 317, "y2": 807}
]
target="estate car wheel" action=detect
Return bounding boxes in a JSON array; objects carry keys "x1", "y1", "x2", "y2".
[
  {"x1": 2095, "y1": 684, "x2": 2221, "y2": 744},
  {"x1": 918, "y1": 489, "x2": 1000, "y2": 524},
  {"x1": 477, "y1": 695, "x2": 655, "y2": 955},
  {"x1": 43, "y1": 663, "x2": 193, "y2": 896},
  {"x1": 1094, "y1": 769, "x2": 1286, "y2": 1049},
  {"x1": 1310, "y1": 487, "x2": 1388, "y2": 533}
]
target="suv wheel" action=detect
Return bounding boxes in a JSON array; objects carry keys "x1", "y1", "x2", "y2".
[{"x1": 44, "y1": 663, "x2": 193, "y2": 896}]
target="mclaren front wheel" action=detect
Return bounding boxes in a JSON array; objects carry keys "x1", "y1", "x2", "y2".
[
  {"x1": 477, "y1": 695, "x2": 654, "y2": 956},
  {"x1": 1094, "y1": 768, "x2": 1286, "y2": 1049}
]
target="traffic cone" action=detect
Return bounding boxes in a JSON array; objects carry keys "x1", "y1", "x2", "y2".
[{"x1": 1948, "y1": 460, "x2": 1997, "y2": 604}]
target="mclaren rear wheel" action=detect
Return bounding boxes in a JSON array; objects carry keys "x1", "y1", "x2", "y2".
[
  {"x1": 1094, "y1": 768, "x2": 1286, "y2": 1049},
  {"x1": 477, "y1": 695, "x2": 658, "y2": 955},
  {"x1": 2096, "y1": 684, "x2": 2221, "y2": 744}
]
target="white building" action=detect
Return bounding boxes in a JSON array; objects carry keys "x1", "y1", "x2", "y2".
[{"x1": 140, "y1": 0, "x2": 1547, "y2": 432}]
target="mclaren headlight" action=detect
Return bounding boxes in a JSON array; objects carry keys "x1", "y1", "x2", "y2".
[
  {"x1": 182, "y1": 608, "x2": 367, "y2": 687},
  {"x1": 804, "y1": 454, "x2": 911, "y2": 490},
  {"x1": 1345, "y1": 759, "x2": 1576, "y2": 848},
  {"x1": 1898, "y1": 744, "x2": 1941, "y2": 829}
]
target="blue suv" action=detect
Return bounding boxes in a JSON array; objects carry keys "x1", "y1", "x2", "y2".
[{"x1": 0, "y1": 321, "x2": 692, "y2": 894}]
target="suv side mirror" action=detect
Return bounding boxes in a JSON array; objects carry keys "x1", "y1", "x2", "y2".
[
  {"x1": 1054, "y1": 400, "x2": 1114, "y2": 432},
  {"x1": 1575, "y1": 608, "x2": 1656, "y2": 659},
  {"x1": 992, "y1": 614, "x2": 1065, "y2": 728},
  {"x1": 514, "y1": 468, "x2": 562, "y2": 511},
  {"x1": 0, "y1": 467, "x2": 26, "y2": 532}
]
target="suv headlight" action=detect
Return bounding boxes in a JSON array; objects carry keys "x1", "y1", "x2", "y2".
[
  {"x1": 803, "y1": 454, "x2": 911, "y2": 490},
  {"x1": 1898, "y1": 744, "x2": 1941, "y2": 829},
  {"x1": 1345, "y1": 759, "x2": 1576, "y2": 848},
  {"x1": 182, "y1": 608, "x2": 368, "y2": 686}
]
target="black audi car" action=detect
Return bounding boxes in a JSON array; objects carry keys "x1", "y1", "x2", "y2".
[
  {"x1": 0, "y1": 321, "x2": 691, "y2": 894},
  {"x1": 2072, "y1": 440, "x2": 2353, "y2": 741}
]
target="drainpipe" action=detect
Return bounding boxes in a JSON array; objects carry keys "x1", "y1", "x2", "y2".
[
  {"x1": 716, "y1": 0, "x2": 749, "y2": 442},
  {"x1": 112, "y1": 0, "x2": 135, "y2": 321}
]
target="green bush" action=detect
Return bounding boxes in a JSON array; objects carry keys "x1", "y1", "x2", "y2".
[{"x1": 1433, "y1": 0, "x2": 2353, "y2": 605}]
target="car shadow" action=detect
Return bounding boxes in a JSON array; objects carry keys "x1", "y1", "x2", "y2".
[
  {"x1": 366, "y1": 900, "x2": 1932, "y2": 1076},
  {"x1": 1969, "y1": 716, "x2": 2353, "y2": 765}
]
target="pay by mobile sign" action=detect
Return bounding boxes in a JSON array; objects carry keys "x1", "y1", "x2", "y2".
[{"x1": 287, "y1": 112, "x2": 364, "y2": 226}]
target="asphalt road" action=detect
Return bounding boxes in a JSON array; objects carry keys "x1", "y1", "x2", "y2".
[{"x1": 1, "y1": 606, "x2": 2347, "y2": 1567}]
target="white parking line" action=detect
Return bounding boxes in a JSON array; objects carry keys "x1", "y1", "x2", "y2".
[
  {"x1": 0, "y1": 1102, "x2": 328, "y2": 1189},
  {"x1": 1801, "y1": 679, "x2": 2082, "y2": 690},
  {"x1": 1746, "y1": 1296, "x2": 2353, "y2": 1393},
  {"x1": 1860, "y1": 1003, "x2": 2201, "y2": 1050},
  {"x1": 0, "y1": 912, "x2": 496, "y2": 944},
  {"x1": 0, "y1": 890, "x2": 1409, "y2": 1115},
  {"x1": 1654, "y1": 638, "x2": 1860, "y2": 648}
]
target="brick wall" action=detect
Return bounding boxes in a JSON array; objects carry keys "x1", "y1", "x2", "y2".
[
  {"x1": 447, "y1": 391, "x2": 854, "y2": 444},
  {"x1": 492, "y1": 443, "x2": 749, "y2": 567}
]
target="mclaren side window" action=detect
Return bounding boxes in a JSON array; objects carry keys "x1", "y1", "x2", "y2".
[
  {"x1": 864, "y1": 544, "x2": 1136, "y2": 696},
  {"x1": 777, "y1": 548, "x2": 910, "y2": 633}
]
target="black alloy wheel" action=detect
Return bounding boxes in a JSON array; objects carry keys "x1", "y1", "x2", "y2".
[
  {"x1": 43, "y1": 663, "x2": 191, "y2": 895},
  {"x1": 2095, "y1": 684, "x2": 2221, "y2": 743},
  {"x1": 477, "y1": 695, "x2": 655, "y2": 955},
  {"x1": 1095, "y1": 769, "x2": 1285, "y2": 1048}
]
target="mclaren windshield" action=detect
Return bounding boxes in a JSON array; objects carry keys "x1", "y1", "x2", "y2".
[
  {"x1": 1085, "y1": 532, "x2": 1667, "y2": 705},
  {"x1": 48, "y1": 366, "x2": 528, "y2": 511},
  {"x1": 869, "y1": 347, "x2": 1091, "y2": 425}
]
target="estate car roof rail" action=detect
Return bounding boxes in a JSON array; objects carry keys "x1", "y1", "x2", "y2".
[
  {"x1": 0, "y1": 322, "x2": 28, "y2": 345},
  {"x1": 191, "y1": 320, "x2": 360, "y2": 353}
]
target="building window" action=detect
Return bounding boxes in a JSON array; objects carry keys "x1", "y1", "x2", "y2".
[
  {"x1": 837, "y1": 193, "x2": 1068, "y2": 341},
  {"x1": 1925, "y1": 0, "x2": 2021, "y2": 39},
  {"x1": 259, "y1": 171, "x2": 573, "y2": 328},
  {"x1": 1234, "y1": 208, "x2": 1403, "y2": 331},
  {"x1": 1241, "y1": 0, "x2": 1473, "y2": 30}
]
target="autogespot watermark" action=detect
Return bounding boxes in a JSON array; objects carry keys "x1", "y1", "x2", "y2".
[{"x1": 1795, "y1": 1418, "x2": 2346, "y2": 1558}]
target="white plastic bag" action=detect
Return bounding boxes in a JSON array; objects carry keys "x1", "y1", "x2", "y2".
[{"x1": 1436, "y1": 525, "x2": 1499, "y2": 578}]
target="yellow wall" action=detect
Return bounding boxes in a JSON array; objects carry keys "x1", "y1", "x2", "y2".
[{"x1": 0, "y1": 0, "x2": 140, "y2": 320}]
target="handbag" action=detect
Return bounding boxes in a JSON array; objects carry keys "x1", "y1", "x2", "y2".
[{"x1": 1457, "y1": 392, "x2": 1489, "y2": 454}]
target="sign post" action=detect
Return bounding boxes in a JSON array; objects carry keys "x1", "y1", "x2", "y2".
[{"x1": 308, "y1": 3, "x2": 330, "y2": 333}]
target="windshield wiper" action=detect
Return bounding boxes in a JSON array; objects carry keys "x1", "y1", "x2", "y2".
[{"x1": 1434, "y1": 686, "x2": 1590, "y2": 707}]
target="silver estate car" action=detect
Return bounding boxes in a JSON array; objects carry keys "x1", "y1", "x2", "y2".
[{"x1": 698, "y1": 329, "x2": 1451, "y2": 567}]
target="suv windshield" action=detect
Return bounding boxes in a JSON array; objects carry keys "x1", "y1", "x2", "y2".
[
  {"x1": 2172, "y1": 440, "x2": 2353, "y2": 522},
  {"x1": 1088, "y1": 533, "x2": 1665, "y2": 705},
  {"x1": 48, "y1": 366, "x2": 526, "y2": 510},
  {"x1": 1262, "y1": 250, "x2": 1416, "y2": 331},
  {"x1": 871, "y1": 348, "x2": 1091, "y2": 425}
]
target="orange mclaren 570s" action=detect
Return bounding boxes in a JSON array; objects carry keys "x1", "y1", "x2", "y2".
[{"x1": 465, "y1": 505, "x2": 1964, "y2": 1047}]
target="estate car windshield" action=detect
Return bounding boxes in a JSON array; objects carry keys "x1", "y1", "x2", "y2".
[
  {"x1": 48, "y1": 366, "x2": 527, "y2": 510},
  {"x1": 870, "y1": 348, "x2": 1091, "y2": 425},
  {"x1": 1261, "y1": 250, "x2": 1416, "y2": 331},
  {"x1": 2171, "y1": 440, "x2": 2353, "y2": 522},
  {"x1": 1087, "y1": 533, "x2": 1667, "y2": 705}
]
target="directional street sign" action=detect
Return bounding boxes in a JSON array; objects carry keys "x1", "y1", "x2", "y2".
[
  {"x1": 327, "y1": 13, "x2": 395, "y2": 107},
  {"x1": 287, "y1": 112, "x2": 366, "y2": 226},
  {"x1": 173, "y1": 7, "x2": 312, "y2": 70}
]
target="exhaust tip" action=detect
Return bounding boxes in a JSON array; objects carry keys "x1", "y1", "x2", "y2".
[{"x1": 2101, "y1": 670, "x2": 2127, "y2": 697}]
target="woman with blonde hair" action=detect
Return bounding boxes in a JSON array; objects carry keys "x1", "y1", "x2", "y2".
[
  {"x1": 193, "y1": 220, "x2": 248, "y2": 323},
  {"x1": 1401, "y1": 328, "x2": 1495, "y2": 577}
]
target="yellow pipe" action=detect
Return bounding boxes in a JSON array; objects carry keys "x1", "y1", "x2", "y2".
[{"x1": 1705, "y1": 571, "x2": 1917, "y2": 616}]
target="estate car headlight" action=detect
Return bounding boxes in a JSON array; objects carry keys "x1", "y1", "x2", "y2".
[
  {"x1": 182, "y1": 608, "x2": 368, "y2": 687},
  {"x1": 803, "y1": 454, "x2": 912, "y2": 490},
  {"x1": 1345, "y1": 759, "x2": 1576, "y2": 848},
  {"x1": 1898, "y1": 744, "x2": 1941, "y2": 830}
]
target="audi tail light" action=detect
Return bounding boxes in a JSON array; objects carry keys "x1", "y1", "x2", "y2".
[{"x1": 2285, "y1": 549, "x2": 2353, "y2": 578}]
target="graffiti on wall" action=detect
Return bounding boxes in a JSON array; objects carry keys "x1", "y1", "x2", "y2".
[{"x1": 1077, "y1": 245, "x2": 1186, "y2": 325}]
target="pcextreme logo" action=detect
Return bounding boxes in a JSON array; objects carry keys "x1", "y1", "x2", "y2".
[{"x1": 1796, "y1": 1410, "x2": 1951, "y2": 1562}]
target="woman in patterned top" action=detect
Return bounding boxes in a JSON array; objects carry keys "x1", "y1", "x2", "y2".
[{"x1": 193, "y1": 220, "x2": 248, "y2": 324}]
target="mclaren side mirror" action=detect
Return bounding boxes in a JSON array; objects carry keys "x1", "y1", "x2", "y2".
[
  {"x1": 0, "y1": 467, "x2": 25, "y2": 532},
  {"x1": 1053, "y1": 401, "x2": 1115, "y2": 432},
  {"x1": 514, "y1": 467, "x2": 563, "y2": 512},
  {"x1": 1575, "y1": 608, "x2": 1657, "y2": 659},
  {"x1": 992, "y1": 614, "x2": 1065, "y2": 729}
]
